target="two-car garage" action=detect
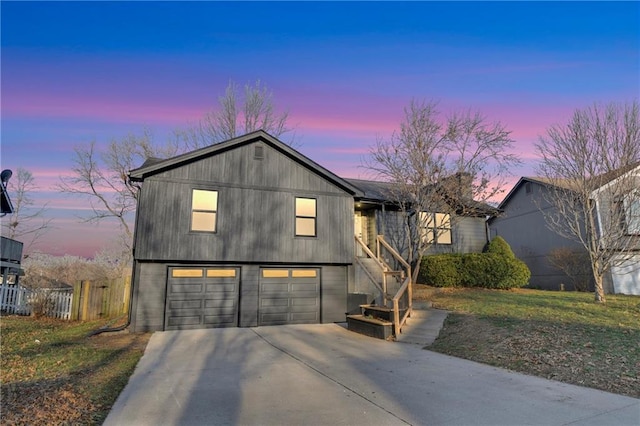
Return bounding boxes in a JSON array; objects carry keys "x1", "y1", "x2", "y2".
[{"x1": 165, "y1": 266, "x2": 320, "y2": 330}]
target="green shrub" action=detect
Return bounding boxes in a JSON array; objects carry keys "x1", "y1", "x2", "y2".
[
  {"x1": 500, "y1": 257, "x2": 531, "y2": 289},
  {"x1": 419, "y1": 254, "x2": 462, "y2": 287},
  {"x1": 484, "y1": 236, "x2": 515, "y2": 259},
  {"x1": 419, "y1": 237, "x2": 530, "y2": 290}
]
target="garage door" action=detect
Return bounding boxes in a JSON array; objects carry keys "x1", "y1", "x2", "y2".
[
  {"x1": 259, "y1": 268, "x2": 320, "y2": 325},
  {"x1": 165, "y1": 267, "x2": 239, "y2": 330}
]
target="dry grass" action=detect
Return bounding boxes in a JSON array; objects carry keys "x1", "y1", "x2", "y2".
[
  {"x1": 1, "y1": 315, "x2": 150, "y2": 425},
  {"x1": 415, "y1": 285, "x2": 640, "y2": 398}
]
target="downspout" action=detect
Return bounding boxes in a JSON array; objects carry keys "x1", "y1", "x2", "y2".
[{"x1": 87, "y1": 182, "x2": 142, "y2": 337}]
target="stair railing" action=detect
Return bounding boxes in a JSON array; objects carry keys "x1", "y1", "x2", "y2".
[
  {"x1": 376, "y1": 236, "x2": 413, "y2": 335},
  {"x1": 354, "y1": 235, "x2": 387, "y2": 301}
]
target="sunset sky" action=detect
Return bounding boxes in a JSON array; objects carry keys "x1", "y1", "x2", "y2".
[{"x1": 2, "y1": 1, "x2": 638, "y2": 258}]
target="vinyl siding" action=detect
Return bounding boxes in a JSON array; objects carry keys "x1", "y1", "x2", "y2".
[{"x1": 489, "y1": 181, "x2": 588, "y2": 291}]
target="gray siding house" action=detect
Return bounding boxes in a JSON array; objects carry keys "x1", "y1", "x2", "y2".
[
  {"x1": 489, "y1": 167, "x2": 640, "y2": 294},
  {"x1": 128, "y1": 131, "x2": 494, "y2": 332},
  {"x1": 488, "y1": 178, "x2": 588, "y2": 291}
]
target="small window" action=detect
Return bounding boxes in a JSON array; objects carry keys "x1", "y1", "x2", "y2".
[
  {"x1": 295, "y1": 197, "x2": 317, "y2": 237},
  {"x1": 206, "y1": 269, "x2": 236, "y2": 278},
  {"x1": 419, "y1": 212, "x2": 452, "y2": 245},
  {"x1": 623, "y1": 190, "x2": 640, "y2": 235},
  {"x1": 254, "y1": 145, "x2": 264, "y2": 160},
  {"x1": 525, "y1": 182, "x2": 532, "y2": 194},
  {"x1": 291, "y1": 269, "x2": 317, "y2": 278},
  {"x1": 262, "y1": 269, "x2": 290, "y2": 278},
  {"x1": 191, "y1": 189, "x2": 218, "y2": 232},
  {"x1": 172, "y1": 269, "x2": 204, "y2": 278}
]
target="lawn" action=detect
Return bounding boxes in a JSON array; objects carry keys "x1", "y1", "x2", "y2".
[
  {"x1": 415, "y1": 285, "x2": 640, "y2": 398},
  {"x1": 1, "y1": 315, "x2": 150, "y2": 425},
  {"x1": 1, "y1": 288, "x2": 638, "y2": 424}
]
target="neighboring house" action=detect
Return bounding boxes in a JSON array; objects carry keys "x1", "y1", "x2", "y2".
[
  {"x1": 590, "y1": 164, "x2": 640, "y2": 295},
  {"x1": 489, "y1": 164, "x2": 640, "y2": 295},
  {"x1": 128, "y1": 130, "x2": 496, "y2": 332},
  {"x1": 1, "y1": 237, "x2": 24, "y2": 286},
  {"x1": 1, "y1": 177, "x2": 23, "y2": 286}
]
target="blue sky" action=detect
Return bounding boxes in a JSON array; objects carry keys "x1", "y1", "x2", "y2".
[{"x1": 1, "y1": 1, "x2": 638, "y2": 257}]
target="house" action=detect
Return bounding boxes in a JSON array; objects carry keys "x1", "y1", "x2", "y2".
[
  {"x1": 1, "y1": 237, "x2": 24, "y2": 286},
  {"x1": 489, "y1": 164, "x2": 640, "y2": 295},
  {"x1": 590, "y1": 163, "x2": 640, "y2": 295},
  {"x1": 128, "y1": 130, "x2": 495, "y2": 332},
  {"x1": 1, "y1": 171, "x2": 23, "y2": 286}
]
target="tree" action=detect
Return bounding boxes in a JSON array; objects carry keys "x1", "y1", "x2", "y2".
[
  {"x1": 547, "y1": 247, "x2": 593, "y2": 292},
  {"x1": 1, "y1": 168, "x2": 51, "y2": 254},
  {"x1": 58, "y1": 80, "x2": 294, "y2": 252},
  {"x1": 366, "y1": 99, "x2": 520, "y2": 273},
  {"x1": 535, "y1": 100, "x2": 640, "y2": 303},
  {"x1": 175, "y1": 79, "x2": 295, "y2": 150}
]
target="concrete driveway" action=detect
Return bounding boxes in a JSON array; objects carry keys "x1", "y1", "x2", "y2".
[{"x1": 104, "y1": 324, "x2": 639, "y2": 426}]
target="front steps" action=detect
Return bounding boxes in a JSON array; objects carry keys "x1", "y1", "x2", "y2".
[
  {"x1": 346, "y1": 305, "x2": 407, "y2": 340},
  {"x1": 346, "y1": 315, "x2": 393, "y2": 340},
  {"x1": 347, "y1": 302, "x2": 449, "y2": 345}
]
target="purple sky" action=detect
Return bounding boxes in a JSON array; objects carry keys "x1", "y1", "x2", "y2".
[{"x1": 1, "y1": 1, "x2": 638, "y2": 257}]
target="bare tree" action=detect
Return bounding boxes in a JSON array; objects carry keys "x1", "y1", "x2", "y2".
[
  {"x1": 548, "y1": 247, "x2": 593, "y2": 292},
  {"x1": 535, "y1": 100, "x2": 640, "y2": 303},
  {"x1": 1, "y1": 168, "x2": 51, "y2": 253},
  {"x1": 58, "y1": 80, "x2": 294, "y2": 252},
  {"x1": 176, "y1": 80, "x2": 295, "y2": 150},
  {"x1": 366, "y1": 99, "x2": 520, "y2": 270}
]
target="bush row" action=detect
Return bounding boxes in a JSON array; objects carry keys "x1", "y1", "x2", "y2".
[{"x1": 418, "y1": 237, "x2": 530, "y2": 290}]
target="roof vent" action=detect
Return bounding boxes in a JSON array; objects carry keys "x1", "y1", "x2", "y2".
[{"x1": 254, "y1": 145, "x2": 264, "y2": 160}]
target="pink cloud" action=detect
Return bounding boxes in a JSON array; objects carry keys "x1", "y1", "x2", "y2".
[{"x1": 4, "y1": 93, "x2": 206, "y2": 125}]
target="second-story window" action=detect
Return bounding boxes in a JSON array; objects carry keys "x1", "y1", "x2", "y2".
[
  {"x1": 191, "y1": 189, "x2": 218, "y2": 232},
  {"x1": 295, "y1": 197, "x2": 316, "y2": 237}
]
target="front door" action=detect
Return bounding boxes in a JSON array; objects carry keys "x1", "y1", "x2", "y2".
[{"x1": 354, "y1": 211, "x2": 368, "y2": 256}]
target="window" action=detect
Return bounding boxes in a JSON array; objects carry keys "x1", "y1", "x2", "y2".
[
  {"x1": 191, "y1": 189, "x2": 218, "y2": 232},
  {"x1": 419, "y1": 212, "x2": 452, "y2": 245},
  {"x1": 525, "y1": 182, "x2": 532, "y2": 194},
  {"x1": 207, "y1": 269, "x2": 237, "y2": 278},
  {"x1": 172, "y1": 269, "x2": 204, "y2": 278},
  {"x1": 295, "y1": 197, "x2": 316, "y2": 237},
  {"x1": 623, "y1": 190, "x2": 640, "y2": 235},
  {"x1": 262, "y1": 269, "x2": 290, "y2": 278},
  {"x1": 254, "y1": 144, "x2": 264, "y2": 160}
]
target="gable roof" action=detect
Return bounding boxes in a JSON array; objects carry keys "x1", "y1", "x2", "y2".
[
  {"x1": 590, "y1": 162, "x2": 640, "y2": 197},
  {"x1": 497, "y1": 161, "x2": 640, "y2": 211},
  {"x1": 129, "y1": 130, "x2": 364, "y2": 197}
]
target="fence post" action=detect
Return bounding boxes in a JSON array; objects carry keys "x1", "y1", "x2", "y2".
[
  {"x1": 123, "y1": 276, "x2": 131, "y2": 314},
  {"x1": 82, "y1": 280, "x2": 91, "y2": 321}
]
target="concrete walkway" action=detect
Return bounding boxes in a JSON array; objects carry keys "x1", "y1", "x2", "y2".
[
  {"x1": 395, "y1": 303, "x2": 449, "y2": 346},
  {"x1": 105, "y1": 325, "x2": 639, "y2": 426}
]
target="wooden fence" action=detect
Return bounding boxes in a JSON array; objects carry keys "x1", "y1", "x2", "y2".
[
  {"x1": 71, "y1": 277, "x2": 130, "y2": 321},
  {"x1": 0, "y1": 277, "x2": 130, "y2": 321}
]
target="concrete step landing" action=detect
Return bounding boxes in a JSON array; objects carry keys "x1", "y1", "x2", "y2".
[{"x1": 395, "y1": 307, "x2": 449, "y2": 346}]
